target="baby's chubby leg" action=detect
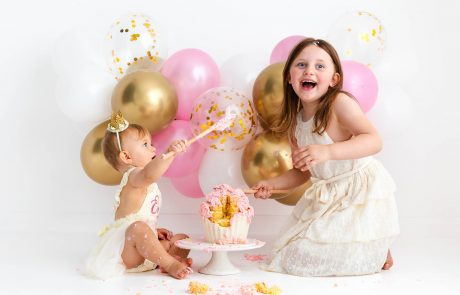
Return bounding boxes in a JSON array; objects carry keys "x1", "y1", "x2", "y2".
[
  {"x1": 121, "y1": 221, "x2": 190, "y2": 279},
  {"x1": 158, "y1": 233, "x2": 192, "y2": 273},
  {"x1": 159, "y1": 239, "x2": 171, "y2": 252}
]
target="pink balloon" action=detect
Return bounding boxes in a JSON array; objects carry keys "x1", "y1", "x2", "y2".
[
  {"x1": 342, "y1": 60, "x2": 378, "y2": 113},
  {"x1": 161, "y1": 49, "x2": 220, "y2": 120},
  {"x1": 270, "y1": 35, "x2": 306, "y2": 64},
  {"x1": 151, "y1": 120, "x2": 206, "y2": 178},
  {"x1": 171, "y1": 172, "x2": 204, "y2": 198}
]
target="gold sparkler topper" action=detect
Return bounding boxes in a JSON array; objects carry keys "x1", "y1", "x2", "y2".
[{"x1": 107, "y1": 111, "x2": 129, "y2": 133}]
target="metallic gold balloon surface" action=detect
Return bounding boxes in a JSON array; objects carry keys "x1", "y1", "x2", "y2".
[
  {"x1": 275, "y1": 180, "x2": 311, "y2": 206},
  {"x1": 241, "y1": 131, "x2": 309, "y2": 205},
  {"x1": 80, "y1": 121, "x2": 122, "y2": 185},
  {"x1": 252, "y1": 62, "x2": 285, "y2": 129},
  {"x1": 112, "y1": 70, "x2": 177, "y2": 134}
]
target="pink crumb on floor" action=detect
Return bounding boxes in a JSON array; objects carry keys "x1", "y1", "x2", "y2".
[{"x1": 243, "y1": 254, "x2": 267, "y2": 262}]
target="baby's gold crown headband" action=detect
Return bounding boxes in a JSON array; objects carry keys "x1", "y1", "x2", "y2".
[{"x1": 107, "y1": 111, "x2": 129, "y2": 151}]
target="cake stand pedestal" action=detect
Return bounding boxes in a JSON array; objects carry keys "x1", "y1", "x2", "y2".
[{"x1": 175, "y1": 238, "x2": 265, "y2": 275}]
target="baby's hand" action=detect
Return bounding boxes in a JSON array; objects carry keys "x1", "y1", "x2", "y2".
[
  {"x1": 167, "y1": 139, "x2": 187, "y2": 155},
  {"x1": 252, "y1": 181, "x2": 273, "y2": 200},
  {"x1": 157, "y1": 228, "x2": 172, "y2": 240},
  {"x1": 292, "y1": 144, "x2": 331, "y2": 171}
]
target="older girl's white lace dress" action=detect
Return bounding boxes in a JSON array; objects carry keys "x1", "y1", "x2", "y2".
[
  {"x1": 85, "y1": 167, "x2": 162, "y2": 280},
  {"x1": 262, "y1": 113, "x2": 400, "y2": 276}
]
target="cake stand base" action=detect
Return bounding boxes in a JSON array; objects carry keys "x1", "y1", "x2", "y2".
[
  {"x1": 199, "y1": 251, "x2": 240, "y2": 275},
  {"x1": 175, "y1": 238, "x2": 265, "y2": 276}
]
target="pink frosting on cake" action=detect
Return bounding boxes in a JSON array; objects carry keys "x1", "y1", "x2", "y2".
[{"x1": 200, "y1": 184, "x2": 254, "y2": 223}]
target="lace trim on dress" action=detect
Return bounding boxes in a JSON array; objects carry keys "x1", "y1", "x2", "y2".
[{"x1": 114, "y1": 167, "x2": 137, "y2": 210}]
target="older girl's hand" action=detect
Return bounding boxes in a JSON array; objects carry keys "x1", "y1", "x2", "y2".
[
  {"x1": 252, "y1": 181, "x2": 273, "y2": 200},
  {"x1": 292, "y1": 144, "x2": 331, "y2": 171}
]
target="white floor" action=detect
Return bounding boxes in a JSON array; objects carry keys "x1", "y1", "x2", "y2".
[{"x1": 1, "y1": 217, "x2": 459, "y2": 295}]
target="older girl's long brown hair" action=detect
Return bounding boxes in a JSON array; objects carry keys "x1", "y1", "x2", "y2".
[{"x1": 271, "y1": 38, "x2": 350, "y2": 146}]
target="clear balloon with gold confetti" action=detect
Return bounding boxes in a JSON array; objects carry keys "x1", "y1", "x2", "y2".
[
  {"x1": 327, "y1": 11, "x2": 386, "y2": 68},
  {"x1": 106, "y1": 14, "x2": 167, "y2": 80},
  {"x1": 190, "y1": 87, "x2": 257, "y2": 151}
]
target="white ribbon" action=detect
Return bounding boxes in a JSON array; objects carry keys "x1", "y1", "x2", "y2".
[{"x1": 307, "y1": 160, "x2": 372, "y2": 204}]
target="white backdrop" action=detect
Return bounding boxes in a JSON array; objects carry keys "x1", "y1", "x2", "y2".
[{"x1": 0, "y1": 0, "x2": 459, "y2": 238}]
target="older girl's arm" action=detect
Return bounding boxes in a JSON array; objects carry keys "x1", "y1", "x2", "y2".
[{"x1": 328, "y1": 93, "x2": 382, "y2": 160}]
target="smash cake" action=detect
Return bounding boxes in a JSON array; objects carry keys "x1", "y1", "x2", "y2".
[{"x1": 200, "y1": 184, "x2": 254, "y2": 244}]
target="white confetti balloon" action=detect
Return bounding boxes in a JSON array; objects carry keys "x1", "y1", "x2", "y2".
[
  {"x1": 106, "y1": 14, "x2": 167, "y2": 80},
  {"x1": 190, "y1": 87, "x2": 258, "y2": 152},
  {"x1": 327, "y1": 11, "x2": 386, "y2": 67}
]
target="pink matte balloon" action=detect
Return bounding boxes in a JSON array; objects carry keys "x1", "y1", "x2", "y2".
[
  {"x1": 151, "y1": 120, "x2": 206, "y2": 178},
  {"x1": 342, "y1": 60, "x2": 378, "y2": 113},
  {"x1": 270, "y1": 35, "x2": 306, "y2": 64},
  {"x1": 161, "y1": 49, "x2": 220, "y2": 120},
  {"x1": 171, "y1": 172, "x2": 204, "y2": 198}
]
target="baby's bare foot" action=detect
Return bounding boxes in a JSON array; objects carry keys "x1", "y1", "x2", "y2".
[
  {"x1": 181, "y1": 257, "x2": 193, "y2": 267},
  {"x1": 160, "y1": 255, "x2": 192, "y2": 273},
  {"x1": 163, "y1": 260, "x2": 191, "y2": 279},
  {"x1": 382, "y1": 250, "x2": 393, "y2": 270}
]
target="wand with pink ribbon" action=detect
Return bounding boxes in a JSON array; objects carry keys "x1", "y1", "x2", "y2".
[
  {"x1": 161, "y1": 106, "x2": 239, "y2": 160},
  {"x1": 242, "y1": 189, "x2": 290, "y2": 194}
]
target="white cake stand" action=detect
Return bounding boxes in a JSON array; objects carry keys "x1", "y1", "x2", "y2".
[{"x1": 175, "y1": 238, "x2": 265, "y2": 275}]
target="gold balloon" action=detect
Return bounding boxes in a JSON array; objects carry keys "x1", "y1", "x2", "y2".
[
  {"x1": 80, "y1": 121, "x2": 122, "y2": 185},
  {"x1": 241, "y1": 131, "x2": 308, "y2": 205},
  {"x1": 252, "y1": 62, "x2": 285, "y2": 129},
  {"x1": 275, "y1": 180, "x2": 311, "y2": 206},
  {"x1": 112, "y1": 70, "x2": 177, "y2": 134}
]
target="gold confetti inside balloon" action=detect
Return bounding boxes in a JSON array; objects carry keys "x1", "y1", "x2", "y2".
[
  {"x1": 126, "y1": 56, "x2": 165, "y2": 74},
  {"x1": 80, "y1": 121, "x2": 122, "y2": 185},
  {"x1": 241, "y1": 131, "x2": 310, "y2": 204},
  {"x1": 190, "y1": 87, "x2": 257, "y2": 151},
  {"x1": 252, "y1": 62, "x2": 285, "y2": 129},
  {"x1": 327, "y1": 11, "x2": 386, "y2": 67},
  {"x1": 111, "y1": 70, "x2": 177, "y2": 134},
  {"x1": 106, "y1": 14, "x2": 167, "y2": 80}
]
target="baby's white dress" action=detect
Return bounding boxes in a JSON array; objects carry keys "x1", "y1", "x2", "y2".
[
  {"x1": 85, "y1": 167, "x2": 162, "y2": 279},
  {"x1": 262, "y1": 113, "x2": 400, "y2": 276}
]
